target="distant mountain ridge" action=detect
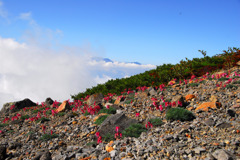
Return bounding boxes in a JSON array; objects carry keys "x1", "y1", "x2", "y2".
[{"x1": 92, "y1": 57, "x2": 141, "y2": 65}]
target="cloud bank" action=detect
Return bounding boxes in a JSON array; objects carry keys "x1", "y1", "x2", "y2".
[{"x1": 0, "y1": 37, "x2": 155, "y2": 109}]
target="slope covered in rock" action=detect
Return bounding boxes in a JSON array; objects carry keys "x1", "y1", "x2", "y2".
[{"x1": 1, "y1": 65, "x2": 240, "y2": 160}]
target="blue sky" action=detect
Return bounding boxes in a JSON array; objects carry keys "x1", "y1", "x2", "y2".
[
  {"x1": 1, "y1": 0, "x2": 239, "y2": 65},
  {"x1": 0, "y1": 0, "x2": 239, "y2": 107}
]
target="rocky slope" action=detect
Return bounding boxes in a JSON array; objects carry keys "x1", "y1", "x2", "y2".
[{"x1": 0, "y1": 66, "x2": 240, "y2": 160}]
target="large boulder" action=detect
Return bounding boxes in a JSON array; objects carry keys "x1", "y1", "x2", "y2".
[
  {"x1": 1, "y1": 98, "x2": 37, "y2": 115},
  {"x1": 45, "y1": 97, "x2": 54, "y2": 107},
  {"x1": 97, "y1": 113, "x2": 138, "y2": 137},
  {"x1": 87, "y1": 93, "x2": 104, "y2": 106}
]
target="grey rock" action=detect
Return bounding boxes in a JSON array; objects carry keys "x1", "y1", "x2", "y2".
[
  {"x1": 212, "y1": 149, "x2": 236, "y2": 160},
  {"x1": 204, "y1": 118, "x2": 216, "y2": 126},
  {"x1": 45, "y1": 97, "x2": 54, "y2": 107},
  {"x1": 149, "y1": 88, "x2": 157, "y2": 96},
  {"x1": 216, "y1": 122, "x2": 232, "y2": 128},
  {"x1": 109, "y1": 150, "x2": 117, "y2": 157},
  {"x1": 97, "y1": 113, "x2": 138, "y2": 137},
  {"x1": 87, "y1": 93, "x2": 104, "y2": 105},
  {"x1": 1, "y1": 98, "x2": 36, "y2": 114},
  {"x1": 99, "y1": 153, "x2": 110, "y2": 160},
  {"x1": 39, "y1": 150, "x2": 52, "y2": 160},
  {"x1": 194, "y1": 147, "x2": 206, "y2": 154},
  {"x1": 119, "y1": 152, "x2": 127, "y2": 158}
]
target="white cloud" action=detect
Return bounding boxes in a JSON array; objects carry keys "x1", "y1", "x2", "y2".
[{"x1": 0, "y1": 37, "x2": 155, "y2": 109}]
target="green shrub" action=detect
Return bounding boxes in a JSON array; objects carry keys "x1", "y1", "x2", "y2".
[
  {"x1": 166, "y1": 107, "x2": 195, "y2": 121},
  {"x1": 46, "y1": 110, "x2": 51, "y2": 115},
  {"x1": 98, "y1": 107, "x2": 116, "y2": 114},
  {"x1": 40, "y1": 133, "x2": 58, "y2": 141},
  {"x1": 102, "y1": 133, "x2": 115, "y2": 142},
  {"x1": 218, "y1": 77, "x2": 229, "y2": 81},
  {"x1": 7, "y1": 130, "x2": 14, "y2": 133},
  {"x1": 188, "y1": 83, "x2": 199, "y2": 87},
  {"x1": 57, "y1": 112, "x2": 66, "y2": 117},
  {"x1": 122, "y1": 123, "x2": 147, "y2": 138},
  {"x1": 86, "y1": 141, "x2": 97, "y2": 146},
  {"x1": 232, "y1": 80, "x2": 240, "y2": 84},
  {"x1": 124, "y1": 99, "x2": 132, "y2": 104},
  {"x1": 149, "y1": 118, "x2": 163, "y2": 126},
  {"x1": 109, "y1": 99, "x2": 116, "y2": 104},
  {"x1": 32, "y1": 109, "x2": 39, "y2": 114},
  {"x1": 0, "y1": 123, "x2": 8, "y2": 128},
  {"x1": 94, "y1": 115, "x2": 109, "y2": 125},
  {"x1": 36, "y1": 117, "x2": 50, "y2": 123},
  {"x1": 199, "y1": 80, "x2": 206, "y2": 84},
  {"x1": 26, "y1": 131, "x2": 34, "y2": 136},
  {"x1": 84, "y1": 111, "x2": 90, "y2": 116},
  {"x1": 226, "y1": 84, "x2": 238, "y2": 89},
  {"x1": 21, "y1": 115, "x2": 30, "y2": 120}
]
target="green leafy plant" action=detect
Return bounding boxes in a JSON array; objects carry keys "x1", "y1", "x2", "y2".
[
  {"x1": 21, "y1": 115, "x2": 30, "y2": 120},
  {"x1": 188, "y1": 83, "x2": 199, "y2": 87},
  {"x1": 84, "y1": 111, "x2": 90, "y2": 116},
  {"x1": 232, "y1": 80, "x2": 240, "y2": 84},
  {"x1": 98, "y1": 107, "x2": 116, "y2": 114},
  {"x1": 94, "y1": 115, "x2": 109, "y2": 125},
  {"x1": 25, "y1": 131, "x2": 34, "y2": 136},
  {"x1": 166, "y1": 107, "x2": 195, "y2": 121},
  {"x1": 102, "y1": 133, "x2": 115, "y2": 142},
  {"x1": 86, "y1": 141, "x2": 97, "y2": 146},
  {"x1": 124, "y1": 99, "x2": 132, "y2": 104},
  {"x1": 40, "y1": 133, "x2": 58, "y2": 141},
  {"x1": 46, "y1": 110, "x2": 51, "y2": 115},
  {"x1": 148, "y1": 118, "x2": 163, "y2": 126},
  {"x1": 36, "y1": 117, "x2": 50, "y2": 123},
  {"x1": 218, "y1": 77, "x2": 229, "y2": 81},
  {"x1": 57, "y1": 112, "x2": 66, "y2": 117},
  {"x1": 0, "y1": 123, "x2": 8, "y2": 128},
  {"x1": 32, "y1": 109, "x2": 39, "y2": 114},
  {"x1": 122, "y1": 123, "x2": 147, "y2": 138},
  {"x1": 226, "y1": 84, "x2": 238, "y2": 89},
  {"x1": 7, "y1": 130, "x2": 14, "y2": 133}
]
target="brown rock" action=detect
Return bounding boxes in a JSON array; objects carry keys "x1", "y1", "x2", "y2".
[
  {"x1": 56, "y1": 100, "x2": 71, "y2": 112},
  {"x1": 185, "y1": 94, "x2": 195, "y2": 101},
  {"x1": 196, "y1": 102, "x2": 222, "y2": 111}
]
